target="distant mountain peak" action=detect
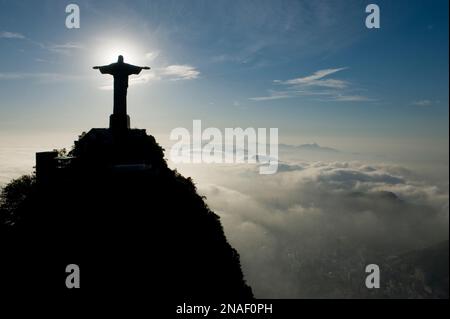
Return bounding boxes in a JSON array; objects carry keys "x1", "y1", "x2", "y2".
[{"x1": 280, "y1": 143, "x2": 339, "y2": 152}]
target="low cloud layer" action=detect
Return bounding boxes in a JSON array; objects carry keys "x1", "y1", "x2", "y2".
[
  {"x1": 196, "y1": 161, "x2": 449, "y2": 298},
  {"x1": 1, "y1": 142, "x2": 448, "y2": 298}
]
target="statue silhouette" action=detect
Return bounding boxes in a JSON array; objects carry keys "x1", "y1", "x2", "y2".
[{"x1": 94, "y1": 55, "x2": 150, "y2": 132}]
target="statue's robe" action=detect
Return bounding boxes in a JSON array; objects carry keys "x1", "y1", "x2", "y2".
[{"x1": 97, "y1": 63, "x2": 144, "y2": 116}]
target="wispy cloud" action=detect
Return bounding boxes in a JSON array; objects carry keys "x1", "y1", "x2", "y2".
[
  {"x1": 1, "y1": 30, "x2": 83, "y2": 56},
  {"x1": 275, "y1": 67, "x2": 347, "y2": 87},
  {"x1": 0, "y1": 72, "x2": 82, "y2": 82},
  {"x1": 44, "y1": 42, "x2": 85, "y2": 55},
  {"x1": 249, "y1": 90, "x2": 293, "y2": 101},
  {"x1": 0, "y1": 31, "x2": 25, "y2": 39},
  {"x1": 330, "y1": 95, "x2": 374, "y2": 102},
  {"x1": 144, "y1": 51, "x2": 159, "y2": 61},
  {"x1": 412, "y1": 99, "x2": 439, "y2": 106},
  {"x1": 251, "y1": 67, "x2": 373, "y2": 103},
  {"x1": 161, "y1": 64, "x2": 200, "y2": 80}
]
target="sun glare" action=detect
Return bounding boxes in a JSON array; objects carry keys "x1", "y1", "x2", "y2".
[{"x1": 92, "y1": 38, "x2": 145, "y2": 65}]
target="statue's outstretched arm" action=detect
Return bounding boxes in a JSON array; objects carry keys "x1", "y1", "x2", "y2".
[
  {"x1": 128, "y1": 65, "x2": 150, "y2": 75},
  {"x1": 93, "y1": 64, "x2": 114, "y2": 74}
]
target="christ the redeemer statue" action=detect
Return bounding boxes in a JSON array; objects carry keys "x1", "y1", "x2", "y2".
[{"x1": 93, "y1": 55, "x2": 150, "y2": 131}]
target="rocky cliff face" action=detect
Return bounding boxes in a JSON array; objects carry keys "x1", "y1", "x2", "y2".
[{"x1": 0, "y1": 128, "x2": 253, "y2": 300}]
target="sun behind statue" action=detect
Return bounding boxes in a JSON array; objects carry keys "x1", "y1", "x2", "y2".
[{"x1": 93, "y1": 55, "x2": 150, "y2": 132}]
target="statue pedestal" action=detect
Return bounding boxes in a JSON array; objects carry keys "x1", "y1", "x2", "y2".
[{"x1": 110, "y1": 114, "x2": 130, "y2": 132}]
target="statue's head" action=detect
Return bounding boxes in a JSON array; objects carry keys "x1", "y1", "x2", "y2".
[{"x1": 118, "y1": 55, "x2": 124, "y2": 63}]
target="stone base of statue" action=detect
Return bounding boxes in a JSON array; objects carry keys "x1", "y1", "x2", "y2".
[{"x1": 110, "y1": 113, "x2": 130, "y2": 132}]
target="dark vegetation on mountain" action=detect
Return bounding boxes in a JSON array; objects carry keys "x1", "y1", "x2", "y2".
[{"x1": 0, "y1": 129, "x2": 253, "y2": 300}]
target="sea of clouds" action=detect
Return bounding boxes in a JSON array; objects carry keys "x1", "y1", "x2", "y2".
[
  {"x1": 1, "y1": 141, "x2": 448, "y2": 298},
  {"x1": 177, "y1": 156, "x2": 449, "y2": 298}
]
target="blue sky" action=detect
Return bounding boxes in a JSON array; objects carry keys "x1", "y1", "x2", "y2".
[
  {"x1": 1, "y1": 1, "x2": 448, "y2": 296},
  {"x1": 0, "y1": 0, "x2": 448, "y2": 155}
]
